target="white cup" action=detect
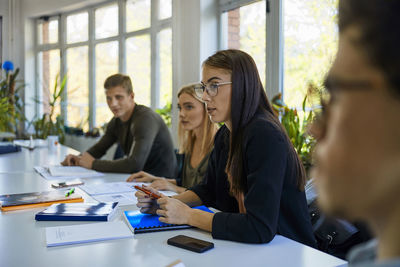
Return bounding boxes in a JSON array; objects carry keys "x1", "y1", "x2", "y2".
[{"x1": 47, "y1": 135, "x2": 59, "y2": 150}]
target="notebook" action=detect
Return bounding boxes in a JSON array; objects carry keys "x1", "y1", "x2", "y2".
[
  {"x1": 35, "y1": 202, "x2": 119, "y2": 221},
  {"x1": 123, "y1": 206, "x2": 214, "y2": 234},
  {"x1": 0, "y1": 190, "x2": 83, "y2": 212},
  {"x1": 45, "y1": 221, "x2": 134, "y2": 247}
]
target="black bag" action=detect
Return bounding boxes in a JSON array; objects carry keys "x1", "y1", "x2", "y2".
[
  {"x1": 309, "y1": 199, "x2": 366, "y2": 259},
  {"x1": 306, "y1": 179, "x2": 371, "y2": 259}
]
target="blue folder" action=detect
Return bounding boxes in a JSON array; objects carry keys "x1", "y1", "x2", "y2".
[
  {"x1": 35, "y1": 202, "x2": 119, "y2": 221},
  {"x1": 123, "y1": 205, "x2": 213, "y2": 234},
  {"x1": 0, "y1": 144, "x2": 21, "y2": 154}
]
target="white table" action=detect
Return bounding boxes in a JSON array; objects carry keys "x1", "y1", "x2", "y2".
[{"x1": 0, "y1": 144, "x2": 347, "y2": 267}]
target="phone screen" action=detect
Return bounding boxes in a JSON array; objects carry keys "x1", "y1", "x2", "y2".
[
  {"x1": 51, "y1": 180, "x2": 84, "y2": 188},
  {"x1": 167, "y1": 235, "x2": 214, "y2": 253}
]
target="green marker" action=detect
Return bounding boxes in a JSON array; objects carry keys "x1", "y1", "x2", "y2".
[{"x1": 65, "y1": 187, "x2": 75, "y2": 197}]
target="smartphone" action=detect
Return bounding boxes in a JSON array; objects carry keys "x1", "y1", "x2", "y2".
[
  {"x1": 167, "y1": 235, "x2": 214, "y2": 253},
  {"x1": 51, "y1": 180, "x2": 84, "y2": 188}
]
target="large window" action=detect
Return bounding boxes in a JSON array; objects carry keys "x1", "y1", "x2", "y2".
[
  {"x1": 221, "y1": 0, "x2": 338, "y2": 108},
  {"x1": 283, "y1": 0, "x2": 338, "y2": 107},
  {"x1": 35, "y1": 0, "x2": 172, "y2": 131},
  {"x1": 224, "y1": 1, "x2": 266, "y2": 86}
]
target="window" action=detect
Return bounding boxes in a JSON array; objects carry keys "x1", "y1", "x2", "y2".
[
  {"x1": 35, "y1": 0, "x2": 172, "y2": 131},
  {"x1": 283, "y1": 0, "x2": 338, "y2": 107},
  {"x1": 223, "y1": 1, "x2": 266, "y2": 86},
  {"x1": 220, "y1": 0, "x2": 338, "y2": 108}
]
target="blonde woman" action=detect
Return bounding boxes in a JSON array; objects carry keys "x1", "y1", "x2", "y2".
[{"x1": 127, "y1": 84, "x2": 218, "y2": 193}]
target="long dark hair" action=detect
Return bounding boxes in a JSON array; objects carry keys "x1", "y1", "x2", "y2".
[{"x1": 203, "y1": 49, "x2": 305, "y2": 195}]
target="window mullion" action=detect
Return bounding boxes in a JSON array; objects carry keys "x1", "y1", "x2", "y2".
[
  {"x1": 60, "y1": 15, "x2": 68, "y2": 122},
  {"x1": 119, "y1": 0, "x2": 126, "y2": 74},
  {"x1": 151, "y1": 0, "x2": 160, "y2": 109},
  {"x1": 88, "y1": 8, "x2": 96, "y2": 130}
]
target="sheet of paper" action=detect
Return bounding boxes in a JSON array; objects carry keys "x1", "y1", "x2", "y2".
[
  {"x1": 79, "y1": 182, "x2": 144, "y2": 195},
  {"x1": 49, "y1": 166, "x2": 102, "y2": 177},
  {"x1": 92, "y1": 192, "x2": 138, "y2": 206},
  {"x1": 45, "y1": 221, "x2": 133, "y2": 247},
  {"x1": 79, "y1": 181, "x2": 178, "y2": 198},
  {"x1": 34, "y1": 166, "x2": 104, "y2": 180}
]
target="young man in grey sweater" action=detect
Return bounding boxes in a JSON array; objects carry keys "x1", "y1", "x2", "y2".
[{"x1": 62, "y1": 74, "x2": 177, "y2": 177}]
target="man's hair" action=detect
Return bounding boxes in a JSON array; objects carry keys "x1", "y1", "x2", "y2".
[
  {"x1": 104, "y1": 74, "x2": 133, "y2": 94},
  {"x1": 339, "y1": 0, "x2": 400, "y2": 97}
]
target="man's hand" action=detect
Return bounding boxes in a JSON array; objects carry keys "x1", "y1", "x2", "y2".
[
  {"x1": 78, "y1": 152, "x2": 95, "y2": 169},
  {"x1": 127, "y1": 171, "x2": 159, "y2": 182},
  {"x1": 61, "y1": 154, "x2": 81, "y2": 166}
]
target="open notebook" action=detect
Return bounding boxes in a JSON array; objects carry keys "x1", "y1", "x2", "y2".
[{"x1": 123, "y1": 206, "x2": 213, "y2": 234}]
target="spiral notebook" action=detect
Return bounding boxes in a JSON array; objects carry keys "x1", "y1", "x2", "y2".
[{"x1": 123, "y1": 206, "x2": 213, "y2": 234}]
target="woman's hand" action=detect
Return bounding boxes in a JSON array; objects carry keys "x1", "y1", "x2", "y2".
[
  {"x1": 127, "y1": 171, "x2": 160, "y2": 183},
  {"x1": 150, "y1": 179, "x2": 179, "y2": 192},
  {"x1": 135, "y1": 185, "x2": 165, "y2": 214},
  {"x1": 156, "y1": 197, "x2": 193, "y2": 225}
]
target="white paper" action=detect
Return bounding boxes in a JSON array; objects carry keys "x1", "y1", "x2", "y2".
[
  {"x1": 79, "y1": 181, "x2": 178, "y2": 198},
  {"x1": 92, "y1": 192, "x2": 138, "y2": 206},
  {"x1": 34, "y1": 166, "x2": 104, "y2": 180},
  {"x1": 45, "y1": 221, "x2": 133, "y2": 247},
  {"x1": 49, "y1": 166, "x2": 101, "y2": 177},
  {"x1": 79, "y1": 182, "x2": 144, "y2": 195}
]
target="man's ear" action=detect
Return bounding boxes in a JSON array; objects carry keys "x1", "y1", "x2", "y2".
[{"x1": 130, "y1": 92, "x2": 135, "y2": 100}]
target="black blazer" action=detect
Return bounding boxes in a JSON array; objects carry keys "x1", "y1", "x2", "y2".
[{"x1": 191, "y1": 111, "x2": 316, "y2": 246}]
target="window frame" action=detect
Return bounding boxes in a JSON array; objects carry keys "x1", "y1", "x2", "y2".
[
  {"x1": 34, "y1": 0, "x2": 172, "y2": 130},
  {"x1": 218, "y1": 0, "x2": 283, "y2": 99}
]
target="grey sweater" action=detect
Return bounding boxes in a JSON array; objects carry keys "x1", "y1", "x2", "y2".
[{"x1": 87, "y1": 104, "x2": 177, "y2": 177}]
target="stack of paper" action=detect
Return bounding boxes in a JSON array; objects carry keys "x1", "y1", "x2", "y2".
[{"x1": 45, "y1": 221, "x2": 133, "y2": 247}]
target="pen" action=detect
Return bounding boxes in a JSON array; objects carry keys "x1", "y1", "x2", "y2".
[
  {"x1": 65, "y1": 187, "x2": 75, "y2": 197},
  {"x1": 134, "y1": 185, "x2": 161, "y2": 199}
]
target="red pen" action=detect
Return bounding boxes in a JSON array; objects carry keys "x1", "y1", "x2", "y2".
[{"x1": 134, "y1": 185, "x2": 161, "y2": 199}]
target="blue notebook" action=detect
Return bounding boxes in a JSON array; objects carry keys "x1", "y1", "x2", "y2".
[
  {"x1": 35, "y1": 202, "x2": 119, "y2": 221},
  {"x1": 123, "y1": 206, "x2": 213, "y2": 234}
]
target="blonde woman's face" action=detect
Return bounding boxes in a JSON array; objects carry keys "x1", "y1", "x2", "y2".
[{"x1": 178, "y1": 93, "x2": 205, "y2": 131}]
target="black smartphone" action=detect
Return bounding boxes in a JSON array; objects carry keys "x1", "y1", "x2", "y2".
[
  {"x1": 167, "y1": 235, "x2": 214, "y2": 253},
  {"x1": 51, "y1": 180, "x2": 84, "y2": 188}
]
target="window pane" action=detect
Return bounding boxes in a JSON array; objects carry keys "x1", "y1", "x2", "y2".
[
  {"x1": 284, "y1": 0, "x2": 338, "y2": 107},
  {"x1": 159, "y1": 28, "x2": 172, "y2": 108},
  {"x1": 96, "y1": 4, "x2": 118, "y2": 39},
  {"x1": 96, "y1": 41, "x2": 119, "y2": 127},
  {"x1": 37, "y1": 19, "x2": 58, "y2": 44},
  {"x1": 159, "y1": 0, "x2": 172, "y2": 20},
  {"x1": 37, "y1": 49, "x2": 60, "y2": 119},
  {"x1": 226, "y1": 1, "x2": 266, "y2": 86},
  {"x1": 66, "y1": 46, "x2": 89, "y2": 130},
  {"x1": 67, "y1": 12, "x2": 88, "y2": 44},
  {"x1": 126, "y1": 0, "x2": 151, "y2": 32},
  {"x1": 126, "y1": 35, "x2": 151, "y2": 106}
]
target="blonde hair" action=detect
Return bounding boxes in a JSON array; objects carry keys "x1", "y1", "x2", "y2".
[{"x1": 177, "y1": 84, "x2": 218, "y2": 158}]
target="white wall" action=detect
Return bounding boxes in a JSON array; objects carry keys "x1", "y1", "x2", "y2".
[{"x1": 171, "y1": 0, "x2": 219, "y2": 144}]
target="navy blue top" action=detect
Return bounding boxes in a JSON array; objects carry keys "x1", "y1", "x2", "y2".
[{"x1": 191, "y1": 111, "x2": 316, "y2": 246}]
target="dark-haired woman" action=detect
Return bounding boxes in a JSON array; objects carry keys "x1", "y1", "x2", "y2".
[{"x1": 136, "y1": 49, "x2": 316, "y2": 246}]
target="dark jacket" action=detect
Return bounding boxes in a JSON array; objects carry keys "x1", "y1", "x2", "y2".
[{"x1": 191, "y1": 111, "x2": 316, "y2": 246}]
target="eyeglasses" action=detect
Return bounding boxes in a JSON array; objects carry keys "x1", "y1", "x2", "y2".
[{"x1": 194, "y1": 81, "x2": 232, "y2": 98}]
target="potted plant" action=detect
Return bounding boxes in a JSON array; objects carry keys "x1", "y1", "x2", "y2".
[
  {"x1": 0, "y1": 61, "x2": 26, "y2": 138},
  {"x1": 272, "y1": 90, "x2": 317, "y2": 174},
  {"x1": 31, "y1": 73, "x2": 67, "y2": 144}
]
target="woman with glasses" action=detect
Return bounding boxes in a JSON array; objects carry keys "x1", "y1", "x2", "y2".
[
  {"x1": 127, "y1": 84, "x2": 218, "y2": 193},
  {"x1": 136, "y1": 49, "x2": 316, "y2": 245}
]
